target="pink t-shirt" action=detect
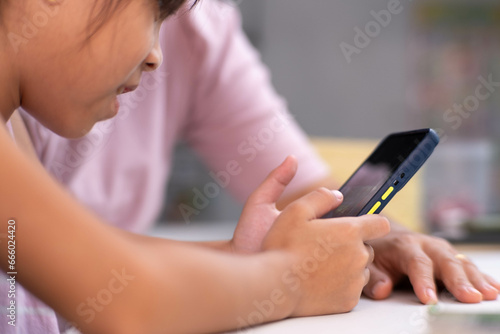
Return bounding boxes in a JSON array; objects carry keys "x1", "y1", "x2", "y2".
[{"x1": 0, "y1": 1, "x2": 329, "y2": 332}]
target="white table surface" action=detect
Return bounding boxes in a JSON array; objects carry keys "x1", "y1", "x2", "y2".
[{"x1": 150, "y1": 222, "x2": 500, "y2": 334}]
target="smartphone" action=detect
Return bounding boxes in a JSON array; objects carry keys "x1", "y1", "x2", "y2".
[{"x1": 322, "y1": 129, "x2": 439, "y2": 218}]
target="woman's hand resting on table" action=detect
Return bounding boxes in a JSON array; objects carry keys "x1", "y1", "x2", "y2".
[
  {"x1": 363, "y1": 228, "x2": 500, "y2": 304},
  {"x1": 231, "y1": 156, "x2": 500, "y2": 307}
]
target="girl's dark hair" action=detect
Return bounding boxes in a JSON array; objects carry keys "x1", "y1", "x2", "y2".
[
  {"x1": 157, "y1": 0, "x2": 198, "y2": 21},
  {"x1": 88, "y1": 0, "x2": 199, "y2": 40}
]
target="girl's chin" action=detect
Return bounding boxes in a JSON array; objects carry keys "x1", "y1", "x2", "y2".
[
  {"x1": 96, "y1": 97, "x2": 120, "y2": 123},
  {"x1": 102, "y1": 96, "x2": 119, "y2": 120}
]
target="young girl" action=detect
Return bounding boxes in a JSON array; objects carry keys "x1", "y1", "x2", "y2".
[{"x1": 0, "y1": 1, "x2": 390, "y2": 333}]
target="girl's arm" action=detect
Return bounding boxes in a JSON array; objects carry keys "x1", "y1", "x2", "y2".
[
  {"x1": 0, "y1": 126, "x2": 390, "y2": 333},
  {"x1": 0, "y1": 126, "x2": 295, "y2": 333}
]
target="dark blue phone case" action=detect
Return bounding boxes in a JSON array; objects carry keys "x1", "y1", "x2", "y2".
[{"x1": 323, "y1": 128, "x2": 439, "y2": 218}]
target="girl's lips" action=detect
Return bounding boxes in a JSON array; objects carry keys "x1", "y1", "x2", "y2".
[
  {"x1": 118, "y1": 85, "x2": 139, "y2": 94},
  {"x1": 123, "y1": 86, "x2": 137, "y2": 93}
]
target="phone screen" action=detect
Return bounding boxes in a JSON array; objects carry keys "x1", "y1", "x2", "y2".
[{"x1": 327, "y1": 131, "x2": 428, "y2": 217}]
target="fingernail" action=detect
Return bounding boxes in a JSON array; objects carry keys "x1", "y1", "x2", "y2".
[
  {"x1": 426, "y1": 288, "x2": 438, "y2": 305},
  {"x1": 371, "y1": 281, "x2": 385, "y2": 297},
  {"x1": 466, "y1": 286, "x2": 482, "y2": 296},
  {"x1": 332, "y1": 190, "x2": 343, "y2": 200},
  {"x1": 483, "y1": 283, "x2": 499, "y2": 293}
]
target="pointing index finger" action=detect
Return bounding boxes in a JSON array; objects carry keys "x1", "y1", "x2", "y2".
[
  {"x1": 247, "y1": 155, "x2": 298, "y2": 206},
  {"x1": 357, "y1": 214, "x2": 391, "y2": 241},
  {"x1": 282, "y1": 188, "x2": 344, "y2": 222}
]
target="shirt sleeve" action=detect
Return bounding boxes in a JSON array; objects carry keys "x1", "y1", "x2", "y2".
[{"x1": 182, "y1": 0, "x2": 330, "y2": 202}]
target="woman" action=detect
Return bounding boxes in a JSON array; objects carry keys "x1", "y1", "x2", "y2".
[{"x1": 1, "y1": 1, "x2": 390, "y2": 333}]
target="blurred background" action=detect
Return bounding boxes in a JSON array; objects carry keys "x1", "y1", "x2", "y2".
[{"x1": 158, "y1": 0, "x2": 500, "y2": 243}]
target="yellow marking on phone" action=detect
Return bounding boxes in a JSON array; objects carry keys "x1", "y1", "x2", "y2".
[
  {"x1": 367, "y1": 201, "x2": 381, "y2": 215},
  {"x1": 381, "y1": 186, "x2": 394, "y2": 201}
]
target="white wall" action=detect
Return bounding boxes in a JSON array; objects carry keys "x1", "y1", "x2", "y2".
[{"x1": 242, "y1": 0, "x2": 418, "y2": 138}]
